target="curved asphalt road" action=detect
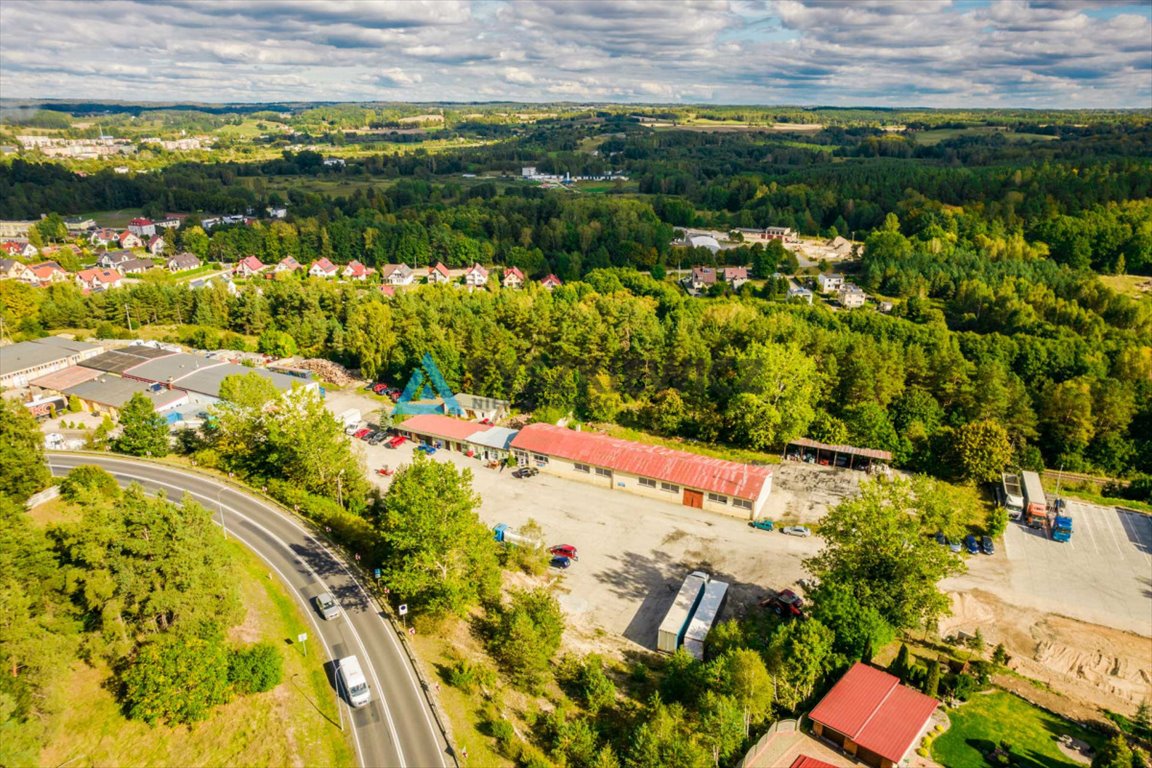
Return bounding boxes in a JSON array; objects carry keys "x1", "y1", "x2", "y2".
[{"x1": 48, "y1": 453, "x2": 451, "y2": 768}]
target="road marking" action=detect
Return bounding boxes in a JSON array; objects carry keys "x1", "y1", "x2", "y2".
[
  {"x1": 1077, "y1": 506, "x2": 1101, "y2": 553},
  {"x1": 1096, "y1": 505, "x2": 1126, "y2": 556},
  {"x1": 49, "y1": 460, "x2": 391, "y2": 768}
]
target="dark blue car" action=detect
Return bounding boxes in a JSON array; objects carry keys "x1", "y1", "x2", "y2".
[
  {"x1": 964, "y1": 534, "x2": 980, "y2": 554},
  {"x1": 551, "y1": 555, "x2": 572, "y2": 569}
]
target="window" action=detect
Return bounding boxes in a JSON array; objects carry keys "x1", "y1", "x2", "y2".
[
  {"x1": 708, "y1": 493, "x2": 728, "y2": 505},
  {"x1": 595, "y1": 467, "x2": 612, "y2": 478},
  {"x1": 661, "y1": 482, "x2": 679, "y2": 493},
  {"x1": 733, "y1": 498, "x2": 753, "y2": 511},
  {"x1": 639, "y1": 477, "x2": 657, "y2": 488},
  {"x1": 532, "y1": 454, "x2": 549, "y2": 465},
  {"x1": 574, "y1": 463, "x2": 590, "y2": 473}
]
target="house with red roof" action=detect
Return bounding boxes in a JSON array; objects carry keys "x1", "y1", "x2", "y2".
[
  {"x1": 1, "y1": 241, "x2": 23, "y2": 256},
  {"x1": 464, "y1": 263, "x2": 488, "y2": 288},
  {"x1": 540, "y1": 273, "x2": 563, "y2": 290},
  {"x1": 379, "y1": 263, "x2": 413, "y2": 285},
  {"x1": 76, "y1": 267, "x2": 124, "y2": 292},
  {"x1": 234, "y1": 255, "x2": 265, "y2": 277},
  {"x1": 274, "y1": 256, "x2": 302, "y2": 273},
  {"x1": 309, "y1": 257, "x2": 338, "y2": 278},
  {"x1": 396, "y1": 413, "x2": 493, "y2": 453},
  {"x1": 502, "y1": 266, "x2": 526, "y2": 289},
  {"x1": 808, "y1": 663, "x2": 939, "y2": 768},
  {"x1": 343, "y1": 260, "x2": 371, "y2": 281},
  {"x1": 510, "y1": 422, "x2": 772, "y2": 518},
  {"x1": 428, "y1": 261, "x2": 452, "y2": 285},
  {"x1": 24, "y1": 261, "x2": 69, "y2": 286},
  {"x1": 127, "y1": 218, "x2": 156, "y2": 237},
  {"x1": 119, "y1": 230, "x2": 143, "y2": 249},
  {"x1": 378, "y1": 284, "x2": 395, "y2": 298},
  {"x1": 90, "y1": 228, "x2": 118, "y2": 247},
  {"x1": 147, "y1": 235, "x2": 167, "y2": 255}
]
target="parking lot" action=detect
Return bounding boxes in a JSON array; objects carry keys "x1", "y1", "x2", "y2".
[
  {"x1": 357, "y1": 434, "x2": 826, "y2": 652},
  {"x1": 995, "y1": 500, "x2": 1152, "y2": 635}
]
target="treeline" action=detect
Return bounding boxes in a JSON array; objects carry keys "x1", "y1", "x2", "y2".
[{"x1": 0, "y1": 402, "x2": 283, "y2": 763}]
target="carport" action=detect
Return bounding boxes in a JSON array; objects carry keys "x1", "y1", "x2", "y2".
[{"x1": 784, "y1": 438, "x2": 891, "y2": 471}]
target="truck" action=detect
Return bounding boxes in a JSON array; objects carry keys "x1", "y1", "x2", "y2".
[
  {"x1": 657, "y1": 571, "x2": 709, "y2": 654},
  {"x1": 1051, "y1": 514, "x2": 1073, "y2": 542},
  {"x1": 682, "y1": 580, "x2": 729, "y2": 661},
  {"x1": 1001, "y1": 472, "x2": 1025, "y2": 521},
  {"x1": 493, "y1": 523, "x2": 543, "y2": 548},
  {"x1": 336, "y1": 408, "x2": 362, "y2": 431},
  {"x1": 1020, "y1": 470, "x2": 1048, "y2": 528}
]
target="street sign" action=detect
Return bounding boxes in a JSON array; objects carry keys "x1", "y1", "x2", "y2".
[
  {"x1": 398, "y1": 604, "x2": 408, "y2": 616},
  {"x1": 373, "y1": 568, "x2": 382, "y2": 579},
  {"x1": 298, "y1": 632, "x2": 308, "y2": 643}
]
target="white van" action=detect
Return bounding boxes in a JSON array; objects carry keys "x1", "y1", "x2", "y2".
[{"x1": 338, "y1": 655, "x2": 371, "y2": 708}]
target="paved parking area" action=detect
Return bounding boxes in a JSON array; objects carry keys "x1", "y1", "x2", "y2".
[{"x1": 1001, "y1": 499, "x2": 1152, "y2": 635}]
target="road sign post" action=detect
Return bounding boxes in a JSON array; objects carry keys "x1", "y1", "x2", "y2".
[
  {"x1": 298, "y1": 632, "x2": 308, "y2": 657},
  {"x1": 398, "y1": 603, "x2": 408, "y2": 630}
]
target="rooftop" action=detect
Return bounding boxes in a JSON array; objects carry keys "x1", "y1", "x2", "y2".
[
  {"x1": 400, "y1": 413, "x2": 491, "y2": 442},
  {"x1": 79, "y1": 345, "x2": 178, "y2": 374},
  {"x1": 30, "y1": 365, "x2": 100, "y2": 390},
  {"x1": 64, "y1": 375, "x2": 186, "y2": 411},
  {"x1": 1, "y1": 337, "x2": 102, "y2": 376},
  {"x1": 467, "y1": 427, "x2": 519, "y2": 451},
  {"x1": 173, "y1": 363, "x2": 309, "y2": 398},
  {"x1": 808, "y1": 663, "x2": 938, "y2": 764},
  {"x1": 511, "y1": 423, "x2": 771, "y2": 500},
  {"x1": 117, "y1": 352, "x2": 222, "y2": 383}
]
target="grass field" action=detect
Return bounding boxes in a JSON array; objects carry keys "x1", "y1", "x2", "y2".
[
  {"x1": 79, "y1": 208, "x2": 145, "y2": 228},
  {"x1": 35, "y1": 529, "x2": 355, "y2": 768},
  {"x1": 1099, "y1": 274, "x2": 1152, "y2": 300},
  {"x1": 931, "y1": 691, "x2": 1103, "y2": 768},
  {"x1": 573, "y1": 180, "x2": 638, "y2": 194},
  {"x1": 911, "y1": 126, "x2": 1060, "y2": 146}
]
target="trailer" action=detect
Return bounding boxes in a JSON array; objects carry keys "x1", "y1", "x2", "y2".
[
  {"x1": 657, "y1": 571, "x2": 709, "y2": 654},
  {"x1": 682, "y1": 580, "x2": 729, "y2": 661},
  {"x1": 336, "y1": 408, "x2": 361, "y2": 430},
  {"x1": 1001, "y1": 472, "x2": 1025, "y2": 520},
  {"x1": 492, "y1": 523, "x2": 542, "y2": 548},
  {"x1": 1020, "y1": 470, "x2": 1047, "y2": 527}
]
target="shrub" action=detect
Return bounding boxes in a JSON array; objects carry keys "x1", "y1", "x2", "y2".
[
  {"x1": 228, "y1": 642, "x2": 283, "y2": 694},
  {"x1": 59, "y1": 464, "x2": 121, "y2": 502},
  {"x1": 985, "y1": 506, "x2": 1009, "y2": 537},
  {"x1": 120, "y1": 625, "x2": 231, "y2": 725}
]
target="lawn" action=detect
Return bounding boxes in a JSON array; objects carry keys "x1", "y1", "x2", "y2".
[
  {"x1": 35, "y1": 531, "x2": 355, "y2": 768},
  {"x1": 931, "y1": 691, "x2": 1103, "y2": 768},
  {"x1": 1099, "y1": 274, "x2": 1152, "y2": 300},
  {"x1": 78, "y1": 208, "x2": 145, "y2": 228}
]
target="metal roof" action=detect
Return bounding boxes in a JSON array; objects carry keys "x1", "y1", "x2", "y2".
[
  {"x1": 511, "y1": 423, "x2": 771, "y2": 500},
  {"x1": 79, "y1": 346, "x2": 178, "y2": 374},
  {"x1": 64, "y1": 375, "x2": 187, "y2": 410},
  {"x1": 400, "y1": 413, "x2": 492, "y2": 442},
  {"x1": 789, "y1": 757, "x2": 840, "y2": 768},
  {"x1": 1, "y1": 337, "x2": 101, "y2": 377},
  {"x1": 173, "y1": 363, "x2": 308, "y2": 398},
  {"x1": 118, "y1": 353, "x2": 224, "y2": 383},
  {"x1": 787, "y1": 437, "x2": 892, "y2": 462},
  {"x1": 808, "y1": 663, "x2": 938, "y2": 764},
  {"x1": 467, "y1": 427, "x2": 518, "y2": 451},
  {"x1": 30, "y1": 365, "x2": 101, "y2": 390}
]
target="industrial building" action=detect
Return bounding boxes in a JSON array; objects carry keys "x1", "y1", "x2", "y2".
[{"x1": 0, "y1": 336, "x2": 103, "y2": 387}]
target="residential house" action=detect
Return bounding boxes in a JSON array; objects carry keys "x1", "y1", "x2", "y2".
[
  {"x1": 166, "y1": 252, "x2": 201, "y2": 272},
  {"x1": 683, "y1": 266, "x2": 717, "y2": 294},
  {"x1": 0, "y1": 241, "x2": 22, "y2": 256},
  {"x1": 502, "y1": 266, "x2": 526, "y2": 289},
  {"x1": 154, "y1": 215, "x2": 184, "y2": 230},
  {"x1": 267, "y1": 206, "x2": 288, "y2": 219},
  {"x1": 147, "y1": 235, "x2": 166, "y2": 255},
  {"x1": 127, "y1": 218, "x2": 156, "y2": 237},
  {"x1": 464, "y1": 263, "x2": 489, "y2": 288},
  {"x1": 817, "y1": 273, "x2": 845, "y2": 293},
  {"x1": 378, "y1": 284, "x2": 395, "y2": 298},
  {"x1": 274, "y1": 256, "x2": 301, "y2": 273},
  {"x1": 379, "y1": 263, "x2": 414, "y2": 285},
  {"x1": 118, "y1": 230, "x2": 143, "y2": 249},
  {"x1": 343, "y1": 260, "x2": 371, "y2": 281},
  {"x1": 309, "y1": 257, "x2": 339, "y2": 278},
  {"x1": 76, "y1": 267, "x2": 123, "y2": 292},
  {"x1": 788, "y1": 284, "x2": 814, "y2": 304},
  {"x1": 428, "y1": 261, "x2": 452, "y2": 284},
  {"x1": 0, "y1": 258, "x2": 32, "y2": 281},
  {"x1": 20, "y1": 242, "x2": 39, "y2": 258},
  {"x1": 200, "y1": 217, "x2": 221, "y2": 230},
  {"x1": 90, "y1": 228, "x2": 118, "y2": 247},
  {"x1": 839, "y1": 284, "x2": 867, "y2": 309},
  {"x1": 64, "y1": 216, "x2": 96, "y2": 232},
  {"x1": 118, "y1": 257, "x2": 155, "y2": 275},
  {"x1": 189, "y1": 275, "x2": 238, "y2": 295},
  {"x1": 234, "y1": 255, "x2": 265, "y2": 277},
  {"x1": 97, "y1": 250, "x2": 135, "y2": 269},
  {"x1": 25, "y1": 261, "x2": 69, "y2": 286},
  {"x1": 540, "y1": 274, "x2": 563, "y2": 291},
  {"x1": 720, "y1": 266, "x2": 749, "y2": 289},
  {"x1": 878, "y1": 300, "x2": 894, "y2": 313},
  {"x1": 808, "y1": 663, "x2": 938, "y2": 768}
]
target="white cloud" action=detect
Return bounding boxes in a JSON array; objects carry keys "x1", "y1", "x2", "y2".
[{"x1": 0, "y1": 0, "x2": 1147, "y2": 106}]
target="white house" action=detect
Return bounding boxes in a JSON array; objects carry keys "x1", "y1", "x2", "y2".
[
  {"x1": 464, "y1": 263, "x2": 488, "y2": 288},
  {"x1": 275, "y1": 256, "x2": 302, "y2": 273},
  {"x1": 167, "y1": 252, "x2": 201, "y2": 272},
  {"x1": 127, "y1": 218, "x2": 156, "y2": 237},
  {"x1": 309, "y1": 257, "x2": 338, "y2": 278},
  {"x1": 839, "y1": 284, "x2": 867, "y2": 308},
  {"x1": 76, "y1": 267, "x2": 124, "y2": 292},
  {"x1": 428, "y1": 262, "x2": 452, "y2": 284},
  {"x1": 343, "y1": 260, "x2": 372, "y2": 281},
  {"x1": 379, "y1": 263, "x2": 413, "y2": 285},
  {"x1": 147, "y1": 235, "x2": 166, "y2": 255},
  {"x1": 788, "y1": 284, "x2": 814, "y2": 304},
  {"x1": 118, "y1": 231, "x2": 143, "y2": 249},
  {"x1": 502, "y1": 266, "x2": 525, "y2": 289},
  {"x1": 234, "y1": 255, "x2": 265, "y2": 277},
  {"x1": 540, "y1": 274, "x2": 563, "y2": 291},
  {"x1": 817, "y1": 273, "x2": 845, "y2": 293}
]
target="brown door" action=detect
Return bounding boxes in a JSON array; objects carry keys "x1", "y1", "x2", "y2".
[{"x1": 683, "y1": 489, "x2": 703, "y2": 509}]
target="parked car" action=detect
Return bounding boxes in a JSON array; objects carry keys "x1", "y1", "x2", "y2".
[
  {"x1": 934, "y1": 531, "x2": 947, "y2": 546},
  {"x1": 760, "y1": 588, "x2": 805, "y2": 618},
  {"x1": 360, "y1": 430, "x2": 379, "y2": 441},
  {"x1": 980, "y1": 535, "x2": 995, "y2": 555},
  {"x1": 550, "y1": 555, "x2": 572, "y2": 569},
  {"x1": 367, "y1": 433, "x2": 386, "y2": 446},
  {"x1": 353, "y1": 427, "x2": 371, "y2": 440},
  {"x1": 749, "y1": 518, "x2": 774, "y2": 531},
  {"x1": 549, "y1": 544, "x2": 578, "y2": 560},
  {"x1": 513, "y1": 466, "x2": 539, "y2": 478},
  {"x1": 314, "y1": 592, "x2": 340, "y2": 620},
  {"x1": 780, "y1": 525, "x2": 811, "y2": 537},
  {"x1": 964, "y1": 534, "x2": 980, "y2": 554},
  {"x1": 386, "y1": 435, "x2": 406, "y2": 449},
  {"x1": 415, "y1": 444, "x2": 438, "y2": 455},
  {"x1": 947, "y1": 537, "x2": 962, "y2": 553}
]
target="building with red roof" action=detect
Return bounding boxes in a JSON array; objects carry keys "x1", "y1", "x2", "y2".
[
  {"x1": 428, "y1": 261, "x2": 452, "y2": 284},
  {"x1": 309, "y1": 257, "x2": 338, "y2": 278},
  {"x1": 464, "y1": 263, "x2": 488, "y2": 287},
  {"x1": 75, "y1": 267, "x2": 124, "y2": 292},
  {"x1": 808, "y1": 663, "x2": 939, "y2": 768},
  {"x1": 790, "y1": 757, "x2": 841, "y2": 768},
  {"x1": 234, "y1": 255, "x2": 265, "y2": 277},
  {"x1": 540, "y1": 273, "x2": 562, "y2": 290},
  {"x1": 502, "y1": 265, "x2": 525, "y2": 288},
  {"x1": 397, "y1": 413, "x2": 491, "y2": 453},
  {"x1": 510, "y1": 422, "x2": 772, "y2": 518}
]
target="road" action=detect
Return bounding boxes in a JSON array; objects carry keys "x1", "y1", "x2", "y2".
[{"x1": 47, "y1": 453, "x2": 452, "y2": 768}]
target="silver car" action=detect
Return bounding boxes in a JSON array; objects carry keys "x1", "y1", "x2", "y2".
[
  {"x1": 781, "y1": 525, "x2": 812, "y2": 537},
  {"x1": 314, "y1": 592, "x2": 340, "y2": 620}
]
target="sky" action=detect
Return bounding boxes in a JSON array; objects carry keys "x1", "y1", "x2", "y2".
[{"x1": 1, "y1": 0, "x2": 1150, "y2": 108}]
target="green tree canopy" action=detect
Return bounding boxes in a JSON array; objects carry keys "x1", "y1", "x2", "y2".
[
  {"x1": 0, "y1": 398, "x2": 51, "y2": 504},
  {"x1": 113, "y1": 392, "x2": 170, "y2": 457}
]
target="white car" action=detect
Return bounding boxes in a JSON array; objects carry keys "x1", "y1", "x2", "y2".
[
  {"x1": 780, "y1": 525, "x2": 812, "y2": 538},
  {"x1": 314, "y1": 592, "x2": 341, "y2": 620}
]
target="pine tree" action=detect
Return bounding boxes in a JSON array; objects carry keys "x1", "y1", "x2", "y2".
[
  {"x1": 891, "y1": 643, "x2": 911, "y2": 680},
  {"x1": 925, "y1": 659, "x2": 941, "y2": 698}
]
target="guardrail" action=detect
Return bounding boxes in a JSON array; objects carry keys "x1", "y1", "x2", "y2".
[{"x1": 46, "y1": 450, "x2": 460, "y2": 767}]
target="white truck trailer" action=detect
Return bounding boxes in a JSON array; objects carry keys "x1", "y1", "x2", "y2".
[
  {"x1": 337, "y1": 408, "x2": 362, "y2": 431},
  {"x1": 1001, "y1": 472, "x2": 1025, "y2": 520},
  {"x1": 682, "y1": 580, "x2": 730, "y2": 661},
  {"x1": 657, "y1": 571, "x2": 709, "y2": 654}
]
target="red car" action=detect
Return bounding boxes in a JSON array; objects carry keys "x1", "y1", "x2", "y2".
[
  {"x1": 372, "y1": 383, "x2": 389, "y2": 394},
  {"x1": 386, "y1": 435, "x2": 406, "y2": 449},
  {"x1": 353, "y1": 427, "x2": 372, "y2": 439},
  {"x1": 549, "y1": 544, "x2": 578, "y2": 561}
]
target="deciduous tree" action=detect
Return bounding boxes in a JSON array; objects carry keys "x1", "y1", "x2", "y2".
[
  {"x1": 114, "y1": 392, "x2": 170, "y2": 457},
  {"x1": 0, "y1": 397, "x2": 51, "y2": 503}
]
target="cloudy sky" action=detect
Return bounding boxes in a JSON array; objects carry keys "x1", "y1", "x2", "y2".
[{"x1": 1, "y1": 0, "x2": 1150, "y2": 107}]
